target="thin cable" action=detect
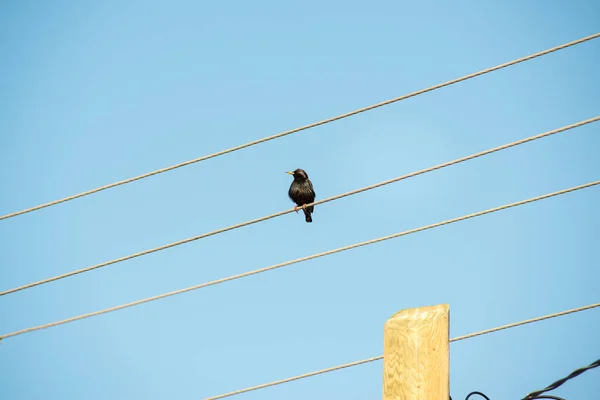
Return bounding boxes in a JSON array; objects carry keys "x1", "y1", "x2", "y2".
[
  {"x1": 1, "y1": 181, "x2": 597, "y2": 341},
  {"x1": 2, "y1": 116, "x2": 597, "y2": 297},
  {"x1": 450, "y1": 302, "x2": 600, "y2": 342},
  {"x1": 203, "y1": 302, "x2": 600, "y2": 399},
  {"x1": 1, "y1": 33, "x2": 598, "y2": 222}
]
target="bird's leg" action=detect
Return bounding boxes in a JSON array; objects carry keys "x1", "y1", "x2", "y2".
[
  {"x1": 301, "y1": 204, "x2": 308, "y2": 211},
  {"x1": 293, "y1": 206, "x2": 300, "y2": 213}
]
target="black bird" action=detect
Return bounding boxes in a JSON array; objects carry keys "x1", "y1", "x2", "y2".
[{"x1": 286, "y1": 168, "x2": 316, "y2": 223}]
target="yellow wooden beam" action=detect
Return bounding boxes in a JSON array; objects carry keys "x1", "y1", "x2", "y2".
[{"x1": 383, "y1": 304, "x2": 450, "y2": 400}]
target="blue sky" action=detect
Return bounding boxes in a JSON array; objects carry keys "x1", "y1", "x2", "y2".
[{"x1": 1, "y1": 1, "x2": 599, "y2": 399}]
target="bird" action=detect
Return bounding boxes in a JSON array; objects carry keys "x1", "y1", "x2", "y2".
[{"x1": 286, "y1": 168, "x2": 316, "y2": 223}]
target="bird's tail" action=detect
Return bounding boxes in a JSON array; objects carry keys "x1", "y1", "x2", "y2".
[{"x1": 303, "y1": 207, "x2": 313, "y2": 223}]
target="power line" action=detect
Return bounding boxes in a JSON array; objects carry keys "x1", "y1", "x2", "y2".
[
  {"x1": 462, "y1": 392, "x2": 491, "y2": 400},
  {"x1": 203, "y1": 302, "x2": 600, "y2": 400},
  {"x1": 2, "y1": 116, "x2": 597, "y2": 297},
  {"x1": 523, "y1": 358, "x2": 600, "y2": 400},
  {"x1": 1, "y1": 33, "x2": 598, "y2": 222},
  {"x1": 1, "y1": 181, "x2": 597, "y2": 341},
  {"x1": 454, "y1": 358, "x2": 600, "y2": 400}
]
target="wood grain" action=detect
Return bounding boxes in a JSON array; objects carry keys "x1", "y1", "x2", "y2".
[{"x1": 383, "y1": 304, "x2": 449, "y2": 400}]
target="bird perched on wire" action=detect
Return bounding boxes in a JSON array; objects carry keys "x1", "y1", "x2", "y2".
[{"x1": 286, "y1": 168, "x2": 316, "y2": 223}]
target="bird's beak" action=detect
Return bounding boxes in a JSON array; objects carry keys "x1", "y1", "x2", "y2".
[{"x1": 285, "y1": 171, "x2": 294, "y2": 175}]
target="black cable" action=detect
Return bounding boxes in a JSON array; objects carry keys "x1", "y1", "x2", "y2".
[
  {"x1": 450, "y1": 358, "x2": 598, "y2": 400},
  {"x1": 523, "y1": 358, "x2": 600, "y2": 400},
  {"x1": 465, "y1": 391, "x2": 491, "y2": 400},
  {"x1": 450, "y1": 391, "x2": 491, "y2": 400},
  {"x1": 529, "y1": 396, "x2": 566, "y2": 400}
]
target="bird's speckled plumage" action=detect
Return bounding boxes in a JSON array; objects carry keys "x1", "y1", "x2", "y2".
[{"x1": 287, "y1": 168, "x2": 315, "y2": 223}]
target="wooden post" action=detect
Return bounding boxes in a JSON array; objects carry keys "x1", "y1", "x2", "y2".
[{"x1": 383, "y1": 304, "x2": 450, "y2": 400}]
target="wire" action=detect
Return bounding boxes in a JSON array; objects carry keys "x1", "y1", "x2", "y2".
[
  {"x1": 450, "y1": 303, "x2": 600, "y2": 342},
  {"x1": 0, "y1": 181, "x2": 597, "y2": 341},
  {"x1": 465, "y1": 392, "x2": 491, "y2": 400},
  {"x1": 202, "y1": 302, "x2": 600, "y2": 399},
  {"x1": 522, "y1": 358, "x2": 600, "y2": 400},
  {"x1": 2, "y1": 116, "x2": 597, "y2": 297},
  {"x1": 1, "y1": 33, "x2": 598, "y2": 222},
  {"x1": 457, "y1": 393, "x2": 570, "y2": 400},
  {"x1": 528, "y1": 397, "x2": 565, "y2": 400}
]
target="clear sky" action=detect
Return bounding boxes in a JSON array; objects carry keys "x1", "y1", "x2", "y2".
[{"x1": 1, "y1": 1, "x2": 599, "y2": 399}]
